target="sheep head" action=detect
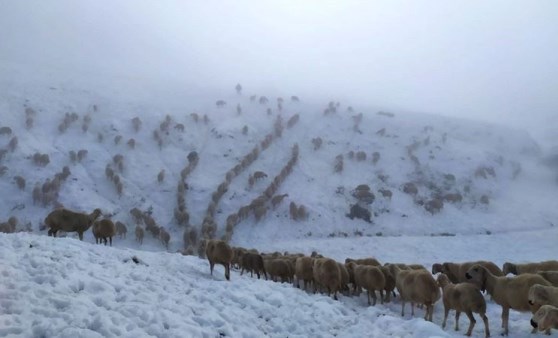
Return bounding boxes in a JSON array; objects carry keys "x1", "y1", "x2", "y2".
[
  {"x1": 502, "y1": 262, "x2": 517, "y2": 275},
  {"x1": 528, "y1": 284, "x2": 549, "y2": 308},
  {"x1": 531, "y1": 305, "x2": 558, "y2": 332},
  {"x1": 436, "y1": 273, "x2": 450, "y2": 288},
  {"x1": 431, "y1": 263, "x2": 443, "y2": 274},
  {"x1": 89, "y1": 209, "x2": 102, "y2": 224},
  {"x1": 465, "y1": 264, "x2": 487, "y2": 291}
]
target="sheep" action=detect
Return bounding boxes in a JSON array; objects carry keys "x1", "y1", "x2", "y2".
[
  {"x1": 14, "y1": 175, "x2": 25, "y2": 190},
  {"x1": 347, "y1": 262, "x2": 385, "y2": 305},
  {"x1": 205, "y1": 239, "x2": 233, "y2": 281},
  {"x1": 338, "y1": 262, "x2": 350, "y2": 294},
  {"x1": 0, "y1": 126, "x2": 12, "y2": 135},
  {"x1": 311, "y1": 137, "x2": 323, "y2": 150},
  {"x1": 296, "y1": 204, "x2": 307, "y2": 220},
  {"x1": 538, "y1": 271, "x2": 558, "y2": 287},
  {"x1": 92, "y1": 219, "x2": 116, "y2": 246},
  {"x1": 159, "y1": 227, "x2": 170, "y2": 249},
  {"x1": 295, "y1": 256, "x2": 315, "y2": 290},
  {"x1": 313, "y1": 258, "x2": 342, "y2": 300},
  {"x1": 157, "y1": 169, "x2": 165, "y2": 183},
  {"x1": 135, "y1": 225, "x2": 144, "y2": 244},
  {"x1": 402, "y1": 182, "x2": 418, "y2": 195},
  {"x1": 465, "y1": 264, "x2": 552, "y2": 335},
  {"x1": 380, "y1": 266, "x2": 396, "y2": 303},
  {"x1": 271, "y1": 194, "x2": 288, "y2": 209},
  {"x1": 432, "y1": 261, "x2": 503, "y2": 284},
  {"x1": 437, "y1": 273, "x2": 490, "y2": 338},
  {"x1": 528, "y1": 284, "x2": 558, "y2": 311},
  {"x1": 115, "y1": 221, "x2": 127, "y2": 239},
  {"x1": 253, "y1": 171, "x2": 267, "y2": 180},
  {"x1": 503, "y1": 260, "x2": 558, "y2": 276},
  {"x1": 77, "y1": 149, "x2": 88, "y2": 162},
  {"x1": 346, "y1": 204, "x2": 371, "y2": 223},
  {"x1": 389, "y1": 264, "x2": 440, "y2": 321},
  {"x1": 0, "y1": 216, "x2": 18, "y2": 233},
  {"x1": 378, "y1": 188, "x2": 392, "y2": 199},
  {"x1": 265, "y1": 258, "x2": 292, "y2": 283},
  {"x1": 45, "y1": 208, "x2": 102, "y2": 240},
  {"x1": 240, "y1": 252, "x2": 267, "y2": 279},
  {"x1": 531, "y1": 305, "x2": 558, "y2": 332},
  {"x1": 425, "y1": 198, "x2": 444, "y2": 214},
  {"x1": 345, "y1": 257, "x2": 381, "y2": 266},
  {"x1": 289, "y1": 202, "x2": 298, "y2": 220}
]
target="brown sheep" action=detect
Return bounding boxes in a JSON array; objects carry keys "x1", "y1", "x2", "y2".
[
  {"x1": 531, "y1": 305, "x2": 558, "y2": 332},
  {"x1": 347, "y1": 262, "x2": 385, "y2": 305},
  {"x1": 271, "y1": 194, "x2": 289, "y2": 209},
  {"x1": 380, "y1": 266, "x2": 396, "y2": 303},
  {"x1": 135, "y1": 225, "x2": 144, "y2": 244},
  {"x1": 503, "y1": 261, "x2": 558, "y2": 276},
  {"x1": 92, "y1": 219, "x2": 116, "y2": 246},
  {"x1": 45, "y1": 208, "x2": 102, "y2": 240},
  {"x1": 313, "y1": 258, "x2": 342, "y2": 300},
  {"x1": 390, "y1": 264, "x2": 440, "y2": 321},
  {"x1": 465, "y1": 264, "x2": 552, "y2": 335},
  {"x1": 432, "y1": 261, "x2": 503, "y2": 284},
  {"x1": 115, "y1": 221, "x2": 127, "y2": 239},
  {"x1": 205, "y1": 239, "x2": 233, "y2": 281},
  {"x1": 437, "y1": 273, "x2": 490, "y2": 338},
  {"x1": 157, "y1": 169, "x2": 165, "y2": 183},
  {"x1": 159, "y1": 227, "x2": 170, "y2": 249},
  {"x1": 241, "y1": 252, "x2": 267, "y2": 279},
  {"x1": 253, "y1": 171, "x2": 267, "y2": 180},
  {"x1": 345, "y1": 257, "x2": 381, "y2": 266},
  {"x1": 0, "y1": 216, "x2": 18, "y2": 233},
  {"x1": 295, "y1": 256, "x2": 315, "y2": 290},
  {"x1": 538, "y1": 271, "x2": 558, "y2": 287},
  {"x1": 289, "y1": 202, "x2": 298, "y2": 220},
  {"x1": 265, "y1": 258, "x2": 292, "y2": 283}
]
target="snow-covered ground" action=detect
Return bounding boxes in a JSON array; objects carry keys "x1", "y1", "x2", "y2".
[{"x1": 1, "y1": 65, "x2": 557, "y2": 337}]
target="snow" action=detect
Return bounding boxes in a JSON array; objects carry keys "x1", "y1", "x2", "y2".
[{"x1": 1, "y1": 62, "x2": 557, "y2": 337}]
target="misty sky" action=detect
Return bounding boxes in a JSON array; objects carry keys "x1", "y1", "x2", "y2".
[{"x1": 1, "y1": 1, "x2": 557, "y2": 144}]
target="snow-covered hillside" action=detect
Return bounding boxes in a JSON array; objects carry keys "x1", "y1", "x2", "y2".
[{"x1": 1, "y1": 68, "x2": 557, "y2": 338}]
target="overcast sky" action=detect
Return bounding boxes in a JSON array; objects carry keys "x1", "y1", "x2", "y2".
[{"x1": 1, "y1": 0, "x2": 557, "y2": 145}]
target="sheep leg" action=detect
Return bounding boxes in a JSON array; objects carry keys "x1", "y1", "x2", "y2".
[
  {"x1": 455, "y1": 311, "x2": 460, "y2": 330},
  {"x1": 501, "y1": 306, "x2": 509, "y2": 336},
  {"x1": 411, "y1": 302, "x2": 415, "y2": 316},
  {"x1": 379, "y1": 290, "x2": 384, "y2": 304},
  {"x1": 225, "y1": 264, "x2": 230, "y2": 281},
  {"x1": 372, "y1": 290, "x2": 378, "y2": 306},
  {"x1": 401, "y1": 301, "x2": 406, "y2": 317},
  {"x1": 109, "y1": 237, "x2": 112, "y2": 246},
  {"x1": 479, "y1": 312, "x2": 490, "y2": 338},
  {"x1": 240, "y1": 267, "x2": 245, "y2": 276},
  {"x1": 442, "y1": 306, "x2": 449, "y2": 329},
  {"x1": 464, "y1": 311, "x2": 476, "y2": 337},
  {"x1": 209, "y1": 261, "x2": 215, "y2": 275}
]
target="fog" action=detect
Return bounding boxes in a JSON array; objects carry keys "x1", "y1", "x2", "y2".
[{"x1": 1, "y1": 0, "x2": 557, "y2": 147}]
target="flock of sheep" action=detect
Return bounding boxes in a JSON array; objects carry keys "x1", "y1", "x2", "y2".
[
  {"x1": 202, "y1": 238, "x2": 558, "y2": 337},
  {"x1": 33, "y1": 207, "x2": 558, "y2": 335}
]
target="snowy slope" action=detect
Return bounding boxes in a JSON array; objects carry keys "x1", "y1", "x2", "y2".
[{"x1": 1, "y1": 66, "x2": 558, "y2": 338}]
